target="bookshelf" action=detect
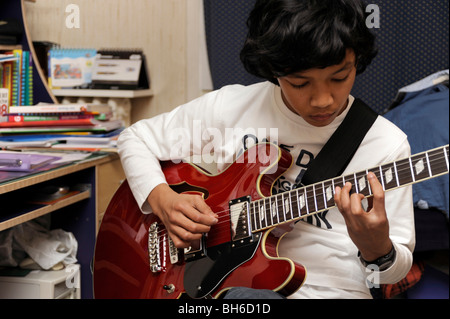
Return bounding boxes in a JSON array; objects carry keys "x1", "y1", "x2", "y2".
[
  {"x1": 52, "y1": 88, "x2": 153, "y2": 99},
  {"x1": 1, "y1": 1, "x2": 126, "y2": 299},
  {"x1": 0, "y1": 0, "x2": 57, "y2": 105}
]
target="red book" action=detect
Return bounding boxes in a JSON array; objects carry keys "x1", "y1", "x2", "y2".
[{"x1": 0, "y1": 118, "x2": 101, "y2": 127}]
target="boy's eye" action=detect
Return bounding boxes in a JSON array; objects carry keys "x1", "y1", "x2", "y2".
[
  {"x1": 291, "y1": 82, "x2": 308, "y2": 89},
  {"x1": 332, "y1": 75, "x2": 350, "y2": 82}
]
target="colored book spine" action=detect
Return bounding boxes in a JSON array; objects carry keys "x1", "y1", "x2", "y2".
[{"x1": 11, "y1": 49, "x2": 22, "y2": 107}]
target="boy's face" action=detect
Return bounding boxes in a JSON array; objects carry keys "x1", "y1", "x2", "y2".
[{"x1": 277, "y1": 50, "x2": 357, "y2": 127}]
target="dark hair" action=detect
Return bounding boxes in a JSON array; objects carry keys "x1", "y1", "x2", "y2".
[{"x1": 240, "y1": 0, "x2": 378, "y2": 84}]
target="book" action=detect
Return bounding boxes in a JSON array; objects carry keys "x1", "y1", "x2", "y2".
[
  {"x1": 5, "y1": 112, "x2": 112, "y2": 122},
  {"x1": 11, "y1": 49, "x2": 22, "y2": 106},
  {"x1": 1, "y1": 60, "x2": 13, "y2": 106},
  {"x1": 0, "y1": 118, "x2": 117, "y2": 128},
  {"x1": 0, "y1": 54, "x2": 18, "y2": 63},
  {"x1": 8, "y1": 103, "x2": 111, "y2": 114},
  {"x1": 0, "y1": 119, "x2": 123, "y2": 134},
  {"x1": 48, "y1": 48, "x2": 97, "y2": 89},
  {"x1": 1, "y1": 49, "x2": 33, "y2": 107},
  {"x1": 0, "y1": 88, "x2": 8, "y2": 122}
]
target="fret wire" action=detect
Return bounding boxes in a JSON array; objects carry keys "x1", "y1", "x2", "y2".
[
  {"x1": 275, "y1": 194, "x2": 280, "y2": 224},
  {"x1": 265, "y1": 198, "x2": 270, "y2": 227},
  {"x1": 312, "y1": 185, "x2": 318, "y2": 212},
  {"x1": 289, "y1": 190, "x2": 294, "y2": 220},
  {"x1": 268, "y1": 197, "x2": 273, "y2": 226},
  {"x1": 353, "y1": 173, "x2": 359, "y2": 193},
  {"x1": 265, "y1": 198, "x2": 271, "y2": 227},
  {"x1": 280, "y1": 193, "x2": 287, "y2": 222},
  {"x1": 252, "y1": 202, "x2": 257, "y2": 231},
  {"x1": 444, "y1": 146, "x2": 449, "y2": 170},
  {"x1": 425, "y1": 152, "x2": 432, "y2": 177},
  {"x1": 393, "y1": 161, "x2": 400, "y2": 187},
  {"x1": 305, "y1": 188, "x2": 310, "y2": 215},
  {"x1": 256, "y1": 201, "x2": 261, "y2": 231},
  {"x1": 259, "y1": 199, "x2": 266, "y2": 229},
  {"x1": 330, "y1": 179, "x2": 336, "y2": 202},
  {"x1": 281, "y1": 193, "x2": 286, "y2": 223},
  {"x1": 322, "y1": 182, "x2": 328, "y2": 209},
  {"x1": 253, "y1": 201, "x2": 258, "y2": 230},
  {"x1": 268, "y1": 197, "x2": 273, "y2": 227},
  {"x1": 408, "y1": 157, "x2": 416, "y2": 182},
  {"x1": 281, "y1": 193, "x2": 286, "y2": 222},
  {"x1": 295, "y1": 189, "x2": 301, "y2": 217},
  {"x1": 378, "y1": 166, "x2": 385, "y2": 190},
  {"x1": 366, "y1": 169, "x2": 372, "y2": 195}
]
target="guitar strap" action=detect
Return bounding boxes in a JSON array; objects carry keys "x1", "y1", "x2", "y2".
[{"x1": 300, "y1": 98, "x2": 379, "y2": 186}]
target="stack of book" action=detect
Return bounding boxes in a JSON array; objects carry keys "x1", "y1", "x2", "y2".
[
  {"x1": 0, "y1": 103, "x2": 123, "y2": 151},
  {"x1": 0, "y1": 49, "x2": 33, "y2": 108}
]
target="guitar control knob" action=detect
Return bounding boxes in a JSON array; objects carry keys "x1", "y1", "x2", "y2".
[{"x1": 163, "y1": 284, "x2": 176, "y2": 294}]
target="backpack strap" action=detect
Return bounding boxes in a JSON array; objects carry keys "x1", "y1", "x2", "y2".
[{"x1": 301, "y1": 99, "x2": 378, "y2": 185}]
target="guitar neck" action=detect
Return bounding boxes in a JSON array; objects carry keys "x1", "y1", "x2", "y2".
[{"x1": 250, "y1": 145, "x2": 449, "y2": 232}]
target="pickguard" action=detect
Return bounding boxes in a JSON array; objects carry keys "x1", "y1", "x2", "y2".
[{"x1": 183, "y1": 233, "x2": 262, "y2": 299}]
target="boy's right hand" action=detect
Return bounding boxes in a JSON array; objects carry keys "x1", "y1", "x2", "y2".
[{"x1": 147, "y1": 184, "x2": 218, "y2": 249}]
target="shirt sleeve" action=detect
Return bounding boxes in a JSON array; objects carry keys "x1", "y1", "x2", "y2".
[{"x1": 117, "y1": 89, "x2": 224, "y2": 213}]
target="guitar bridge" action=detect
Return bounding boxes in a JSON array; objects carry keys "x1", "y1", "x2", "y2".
[
  {"x1": 148, "y1": 223, "x2": 163, "y2": 273},
  {"x1": 149, "y1": 222, "x2": 183, "y2": 273}
]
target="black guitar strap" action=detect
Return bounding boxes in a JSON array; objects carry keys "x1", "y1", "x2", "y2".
[{"x1": 301, "y1": 98, "x2": 379, "y2": 186}]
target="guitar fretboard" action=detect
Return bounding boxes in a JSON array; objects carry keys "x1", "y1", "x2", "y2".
[{"x1": 250, "y1": 145, "x2": 449, "y2": 232}]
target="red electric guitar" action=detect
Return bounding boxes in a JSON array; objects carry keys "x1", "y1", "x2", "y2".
[{"x1": 93, "y1": 143, "x2": 449, "y2": 299}]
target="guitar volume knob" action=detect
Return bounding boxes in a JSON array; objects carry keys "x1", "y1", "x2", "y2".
[{"x1": 163, "y1": 284, "x2": 176, "y2": 294}]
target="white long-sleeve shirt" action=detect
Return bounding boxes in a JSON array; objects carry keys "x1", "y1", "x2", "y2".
[{"x1": 118, "y1": 81, "x2": 415, "y2": 298}]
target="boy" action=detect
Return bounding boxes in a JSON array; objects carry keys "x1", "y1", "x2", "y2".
[{"x1": 118, "y1": 0, "x2": 415, "y2": 298}]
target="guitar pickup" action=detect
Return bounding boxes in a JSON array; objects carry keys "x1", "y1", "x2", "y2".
[
  {"x1": 229, "y1": 196, "x2": 252, "y2": 242},
  {"x1": 184, "y1": 235, "x2": 206, "y2": 262}
]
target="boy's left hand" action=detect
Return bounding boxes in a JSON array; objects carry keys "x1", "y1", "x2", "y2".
[{"x1": 334, "y1": 172, "x2": 393, "y2": 262}]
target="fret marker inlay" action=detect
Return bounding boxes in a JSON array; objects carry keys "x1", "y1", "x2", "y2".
[
  {"x1": 358, "y1": 176, "x2": 366, "y2": 192},
  {"x1": 415, "y1": 159, "x2": 425, "y2": 175},
  {"x1": 326, "y1": 186, "x2": 333, "y2": 202},
  {"x1": 299, "y1": 194, "x2": 305, "y2": 209},
  {"x1": 385, "y1": 168, "x2": 393, "y2": 184}
]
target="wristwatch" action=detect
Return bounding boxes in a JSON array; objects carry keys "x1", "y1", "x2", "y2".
[{"x1": 359, "y1": 246, "x2": 397, "y2": 271}]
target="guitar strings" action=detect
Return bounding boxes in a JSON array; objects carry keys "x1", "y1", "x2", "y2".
[{"x1": 154, "y1": 149, "x2": 448, "y2": 241}]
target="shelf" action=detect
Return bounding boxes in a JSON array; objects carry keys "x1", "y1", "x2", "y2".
[
  {"x1": 0, "y1": 153, "x2": 117, "y2": 195},
  {"x1": 52, "y1": 89, "x2": 153, "y2": 99},
  {"x1": 0, "y1": 189, "x2": 91, "y2": 232}
]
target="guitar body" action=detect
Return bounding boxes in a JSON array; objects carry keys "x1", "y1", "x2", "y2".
[{"x1": 93, "y1": 143, "x2": 307, "y2": 299}]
